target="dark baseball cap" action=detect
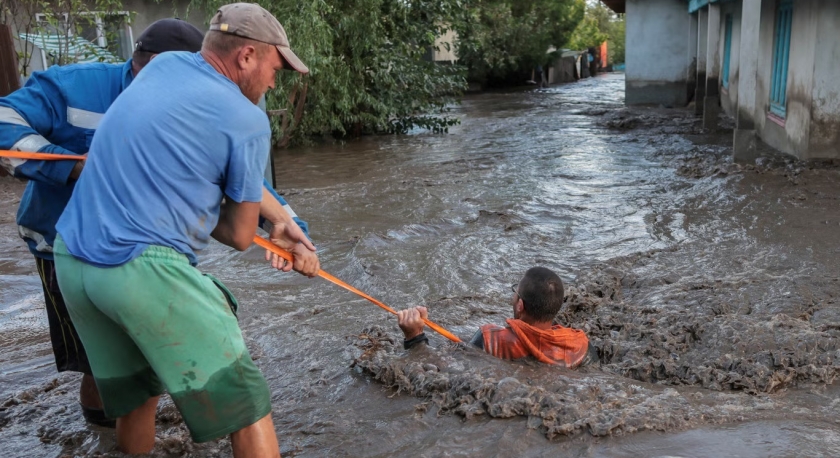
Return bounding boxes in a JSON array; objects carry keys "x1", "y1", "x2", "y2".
[
  {"x1": 134, "y1": 18, "x2": 204, "y2": 54},
  {"x1": 209, "y1": 3, "x2": 309, "y2": 74}
]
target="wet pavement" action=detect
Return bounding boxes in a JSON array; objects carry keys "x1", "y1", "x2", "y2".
[{"x1": 2, "y1": 73, "x2": 840, "y2": 457}]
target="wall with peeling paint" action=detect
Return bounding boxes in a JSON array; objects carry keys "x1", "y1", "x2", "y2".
[
  {"x1": 808, "y1": 3, "x2": 840, "y2": 159},
  {"x1": 687, "y1": 13, "x2": 698, "y2": 104},
  {"x1": 739, "y1": 0, "x2": 840, "y2": 160},
  {"x1": 752, "y1": 0, "x2": 791, "y2": 155},
  {"x1": 624, "y1": 0, "x2": 840, "y2": 159},
  {"x1": 783, "y1": 0, "x2": 818, "y2": 157}
]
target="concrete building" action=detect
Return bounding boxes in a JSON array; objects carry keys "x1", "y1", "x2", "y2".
[
  {"x1": 431, "y1": 28, "x2": 458, "y2": 63},
  {"x1": 547, "y1": 50, "x2": 584, "y2": 84},
  {"x1": 605, "y1": 0, "x2": 840, "y2": 161}
]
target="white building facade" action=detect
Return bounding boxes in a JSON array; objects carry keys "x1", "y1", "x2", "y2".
[{"x1": 609, "y1": 0, "x2": 840, "y2": 161}]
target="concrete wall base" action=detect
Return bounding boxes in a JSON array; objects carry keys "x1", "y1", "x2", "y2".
[
  {"x1": 694, "y1": 87, "x2": 705, "y2": 114},
  {"x1": 733, "y1": 128, "x2": 759, "y2": 163},
  {"x1": 626, "y1": 81, "x2": 689, "y2": 107},
  {"x1": 703, "y1": 96, "x2": 720, "y2": 130},
  {"x1": 694, "y1": 71, "x2": 706, "y2": 115}
]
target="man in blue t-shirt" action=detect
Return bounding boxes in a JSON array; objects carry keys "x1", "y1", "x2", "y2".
[
  {"x1": 0, "y1": 18, "x2": 205, "y2": 427},
  {"x1": 54, "y1": 4, "x2": 317, "y2": 456}
]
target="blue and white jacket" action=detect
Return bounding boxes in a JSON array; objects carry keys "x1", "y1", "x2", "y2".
[{"x1": 0, "y1": 60, "x2": 308, "y2": 259}]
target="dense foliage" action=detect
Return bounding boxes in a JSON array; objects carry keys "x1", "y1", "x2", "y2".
[
  {"x1": 188, "y1": 0, "x2": 468, "y2": 145},
  {"x1": 456, "y1": 0, "x2": 584, "y2": 87},
  {"x1": 184, "y1": 0, "x2": 592, "y2": 144},
  {"x1": 605, "y1": 14, "x2": 625, "y2": 64},
  {"x1": 6, "y1": 0, "x2": 596, "y2": 144}
]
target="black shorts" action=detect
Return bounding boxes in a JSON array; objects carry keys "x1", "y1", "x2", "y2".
[{"x1": 35, "y1": 256, "x2": 92, "y2": 375}]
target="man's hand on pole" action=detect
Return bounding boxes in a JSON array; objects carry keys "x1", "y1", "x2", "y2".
[
  {"x1": 265, "y1": 221, "x2": 319, "y2": 277},
  {"x1": 397, "y1": 306, "x2": 428, "y2": 340},
  {"x1": 259, "y1": 185, "x2": 319, "y2": 277}
]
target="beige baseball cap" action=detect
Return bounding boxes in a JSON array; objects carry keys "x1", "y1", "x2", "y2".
[{"x1": 209, "y1": 3, "x2": 309, "y2": 74}]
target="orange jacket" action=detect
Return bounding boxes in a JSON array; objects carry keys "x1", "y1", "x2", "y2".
[{"x1": 480, "y1": 319, "x2": 590, "y2": 367}]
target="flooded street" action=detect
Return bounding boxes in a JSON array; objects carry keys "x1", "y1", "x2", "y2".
[{"x1": 3, "y1": 73, "x2": 840, "y2": 456}]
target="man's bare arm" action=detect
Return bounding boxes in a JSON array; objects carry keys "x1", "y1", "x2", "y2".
[{"x1": 211, "y1": 198, "x2": 261, "y2": 251}]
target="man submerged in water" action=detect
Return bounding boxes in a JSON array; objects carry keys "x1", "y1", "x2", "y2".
[{"x1": 397, "y1": 267, "x2": 596, "y2": 368}]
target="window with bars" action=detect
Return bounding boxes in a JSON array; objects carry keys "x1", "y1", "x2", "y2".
[
  {"x1": 722, "y1": 14, "x2": 733, "y2": 89},
  {"x1": 769, "y1": 1, "x2": 792, "y2": 118}
]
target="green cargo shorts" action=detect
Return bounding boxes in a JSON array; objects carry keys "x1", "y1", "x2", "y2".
[{"x1": 53, "y1": 236, "x2": 271, "y2": 442}]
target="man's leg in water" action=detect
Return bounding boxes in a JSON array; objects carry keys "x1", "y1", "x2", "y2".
[
  {"x1": 231, "y1": 414, "x2": 280, "y2": 458},
  {"x1": 54, "y1": 237, "x2": 165, "y2": 452},
  {"x1": 80, "y1": 374, "x2": 102, "y2": 408},
  {"x1": 116, "y1": 396, "x2": 160, "y2": 453},
  {"x1": 35, "y1": 256, "x2": 108, "y2": 422}
]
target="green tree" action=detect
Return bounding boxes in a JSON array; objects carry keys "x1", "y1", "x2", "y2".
[
  {"x1": 455, "y1": 0, "x2": 584, "y2": 86},
  {"x1": 188, "y1": 0, "x2": 468, "y2": 145},
  {"x1": 567, "y1": 1, "x2": 624, "y2": 63},
  {"x1": 607, "y1": 16, "x2": 624, "y2": 64},
  {"x1": 566, "y1": 14, "x2": 606, "y2": 51}
]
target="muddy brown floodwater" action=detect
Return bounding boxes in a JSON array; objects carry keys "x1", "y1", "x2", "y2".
[{"x1": 3, "y1": 73, "x2": 840, "y2": 457}]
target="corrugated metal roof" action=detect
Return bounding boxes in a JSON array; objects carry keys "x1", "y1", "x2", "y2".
[{"x1": 19, "y1": 33, "x2": 122, "y2": 64}]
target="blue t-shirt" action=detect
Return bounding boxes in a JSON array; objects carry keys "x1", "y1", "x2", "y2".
[{"x1": 57, "y1": 52, "x2": 269, "y2": 267}]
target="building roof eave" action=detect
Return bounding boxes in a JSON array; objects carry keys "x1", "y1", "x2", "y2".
[
  {"x1": 688, "y1": 0, "x2": 733, "y2": 14},
  {"x1": 601, "y1": 0, "x2": 625, "y2": 14}
]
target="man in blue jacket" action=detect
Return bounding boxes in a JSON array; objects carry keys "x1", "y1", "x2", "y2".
[{"x1": 0, "y1": 18, "x2": 311, "y2": 427}]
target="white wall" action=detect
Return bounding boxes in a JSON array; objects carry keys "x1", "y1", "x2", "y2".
[
  {"x1": 751, "y1": 0, "x2": 817, "y2": 158},
  {"x1": 432, "y1": 28, "x2": 458, "y2": 63},
  {"x1": 625, "y1": 0, "x2": 692, "y2": 105},
  {"x1": 735, "y1": 0, "x2": 840, "y2": 160},
  {"x1": 808, "y1": 2, "x2": 840, "y2": 158},
  {"x1": 783, "y1": 0, "x2": 818, "y2": 156},
  {"x1": 719, "y1": 3, "x2": 741, "y2": 115}
]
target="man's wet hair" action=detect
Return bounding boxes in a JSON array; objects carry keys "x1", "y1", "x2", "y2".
[{"x1": 518, "y1": 267, "x2": 564, "y2": 322}]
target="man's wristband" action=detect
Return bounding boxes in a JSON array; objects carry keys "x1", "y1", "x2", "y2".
[{"x1": 403, "y1": 332, "x2": 429, "y2": 350}]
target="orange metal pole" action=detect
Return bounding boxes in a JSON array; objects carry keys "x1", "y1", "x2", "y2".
[
  {"x1": 0, "y1": 150, "x2": 462, "y2": 343},
  {"x1": 254, "y1": 236, "x2": 462, "y2": 343},
  {"x1": 0, "y1": 150, "x2": 85, "y2": 161}
]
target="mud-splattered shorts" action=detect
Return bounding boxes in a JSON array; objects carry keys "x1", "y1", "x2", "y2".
[{"x1": 53, "y1": 236, "x2": 271, "y2": 442}]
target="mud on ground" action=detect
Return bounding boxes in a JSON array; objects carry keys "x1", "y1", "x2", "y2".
[
  {"x1": 350, "y1": 105, "x2": 840, "y2": 440},
  {"x1": 4, "y1": 75, "x2": 840, "y2": 456}
]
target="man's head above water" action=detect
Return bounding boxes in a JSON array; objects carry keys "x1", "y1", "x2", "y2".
[
  {"x1": 511, "y1": 266, "x2": 565, "y2": 326},
  {"x1": 398, "y1": 266, "x2": 567, "y2": 341},
  {"x1": 397, "y1": 266, "x2": 591, "y2": 367}
]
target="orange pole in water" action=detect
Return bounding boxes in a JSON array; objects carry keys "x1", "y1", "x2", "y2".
[
  {"x1": 0, "y1": 151, "x2": 462, "y2": 343},
  {"x1": 253, "y1": 236, "x2": 462, "y2": 343}
]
